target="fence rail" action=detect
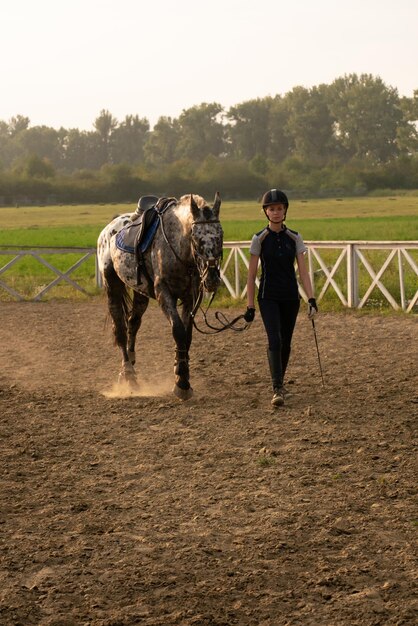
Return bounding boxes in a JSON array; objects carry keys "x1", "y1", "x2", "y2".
[
  {"x1": 0, "y1": 247, "x2": 100, "y2": 302},
  {"x1": 1, "y1": 242, "x2": 417, "y2": 312},
  {"x1": 222, "y1": 241, "x2": 418, "y2": 313}
]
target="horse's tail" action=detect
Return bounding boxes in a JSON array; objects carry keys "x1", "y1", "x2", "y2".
[
  {"x1": 119, "y1": 281, "x2": 133, "y2": 329},
  {"x1": 103, "y1": 264, "x2": 133, "y2": 338}
]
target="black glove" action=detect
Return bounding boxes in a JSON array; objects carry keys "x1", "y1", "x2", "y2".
[
  {"x1": 243, "y1": 307, "x2": 256, "y2": 323},
  {"x1": 308, "y1": 298, "x2": 318, "y2": 319}
]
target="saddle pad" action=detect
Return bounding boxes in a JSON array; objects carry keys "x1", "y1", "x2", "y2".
[
  {"x1": 115, "y1": 229, "x2": 135, "y2": 254},
  {"x1": 139, "y1": 217, "x2": 159, "y2": 252},
  {"x1": 115, "y1": 214, "x2": 159, "y2": 254}
]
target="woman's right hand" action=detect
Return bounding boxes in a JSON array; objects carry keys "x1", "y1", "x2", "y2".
[{"x1": 244, "y1": 307, "x2": 256, "y2": 322}]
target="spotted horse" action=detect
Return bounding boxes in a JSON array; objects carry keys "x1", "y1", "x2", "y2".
[{"x1": 97, "y1": 193, "x2": 223, "y2": 399}]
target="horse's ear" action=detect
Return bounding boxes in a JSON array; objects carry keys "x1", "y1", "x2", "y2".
[
  {"x1": 213, "y1": 191, "x2": 221, "y2": 218},
  {"x1": 190, "y1": 194, "x2": 200, "y2": 219}
]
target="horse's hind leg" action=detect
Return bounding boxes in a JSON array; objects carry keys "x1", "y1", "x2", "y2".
[
  {"x1": 127, "y1": 291, "x2": 149, "y2": 366},
  {"x1": 103, "y1": 265, "x2": 136, "y2": 386}
]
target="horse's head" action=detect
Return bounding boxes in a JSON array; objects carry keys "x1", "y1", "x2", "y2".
[{"x1": 189, "y1": 192, "x2": 223, "y2": 293}]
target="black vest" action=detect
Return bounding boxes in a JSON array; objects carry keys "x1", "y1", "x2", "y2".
[{"x1": 258, "y1": 227, "x2": 300, "y2": 301}]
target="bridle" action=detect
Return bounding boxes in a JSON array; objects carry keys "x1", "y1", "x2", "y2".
[
  {"x1": 158, "y1": 204, "x2": 250, "y2": 334},
  {"x1": 157, "y1": 203, "x2": 222, "y2": 278},
  {"x1": 190, "y1": 218, "x2": 223, "y2": 280},
  {"x1": 189, "y1": 219, "x2": 251, "y2": 334}
]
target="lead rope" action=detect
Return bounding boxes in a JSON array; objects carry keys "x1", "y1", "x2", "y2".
[{"x1": 191, "y1": 290, "x2": 251, "y2": 334}]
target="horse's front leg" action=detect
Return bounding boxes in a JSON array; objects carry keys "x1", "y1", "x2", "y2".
[
  {"x1": 180, "y1": 297, "x2": 194, "y2": 355},
  {"x1": 157, "y1": 287, "x2": 193, "y2": 400}
]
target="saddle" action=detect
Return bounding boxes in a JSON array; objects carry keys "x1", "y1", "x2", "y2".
[
  {"x1": 132, "y1": 194, "x2": 159, "y2": 220},
  {"x1": 115, "y1": 195, "x2": 177, "y2": 286}
]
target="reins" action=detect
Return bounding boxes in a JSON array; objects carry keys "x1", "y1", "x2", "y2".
[
  {"x1": 191, "y1": 286, "x2": 252, "y2": 335},
  {"x1": 192, "y1": 304, "x2": 251, "y2": 334},
  {"x1": 157, "y1": 201, "x2": 190, "y2": 269}
]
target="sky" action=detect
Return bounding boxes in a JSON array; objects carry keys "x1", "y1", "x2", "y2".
[{"x1": 1, "y1": 0, "x2": 417, "y2": 131}]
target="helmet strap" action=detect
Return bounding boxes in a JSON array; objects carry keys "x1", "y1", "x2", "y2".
[{"x1": 264, "y1": 208, "x2": 287, "y2": 225}]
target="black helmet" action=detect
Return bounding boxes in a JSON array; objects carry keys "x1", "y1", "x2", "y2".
[{"x1": 262, "y1": 188, "x2": 289, "y2": 209}]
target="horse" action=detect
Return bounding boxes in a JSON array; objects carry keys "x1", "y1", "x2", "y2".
[{"x1": 97, "y1": 193, "x2": 223, "y2": 400}]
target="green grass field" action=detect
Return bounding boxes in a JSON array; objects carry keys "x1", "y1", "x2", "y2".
[
  {"x1": 0, "y1": 197, "x2": 417, "y2": 306},
  {"x1": 0, "y1": 196, "x2": 417, "y2": 245}
]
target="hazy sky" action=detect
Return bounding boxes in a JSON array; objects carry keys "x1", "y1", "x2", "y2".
[{"x1": 2, "y1": 0, "x2": 417, "y2": 131}]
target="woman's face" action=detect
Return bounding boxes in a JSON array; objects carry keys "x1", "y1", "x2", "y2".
[{"x1": 265, "y1": 203, "x2": 286, "y2": 222}]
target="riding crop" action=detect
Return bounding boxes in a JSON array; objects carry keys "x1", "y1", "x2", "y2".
[{"x1": 311, "y1": 318, "x2": 325, "y2": 387}]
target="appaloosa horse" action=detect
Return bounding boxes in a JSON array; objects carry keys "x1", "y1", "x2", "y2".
[{"x1": 97, "y1": 193, "x2": 223, "y2": 399}]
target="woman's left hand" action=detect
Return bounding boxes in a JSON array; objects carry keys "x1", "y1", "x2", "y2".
[{"x1": 308, "y1": 298, "x2": 318, "y2": 319}]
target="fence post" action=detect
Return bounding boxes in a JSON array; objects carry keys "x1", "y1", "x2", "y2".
[
  {"x1": 347, "y1": 243, "x2": 359, "y2": 308},
  {"x1": 398, "y1": 248, "x2": 406, "y2": 310},
  {"x1": 234, "y1": 247, "x2": 240, "y2": 298}
]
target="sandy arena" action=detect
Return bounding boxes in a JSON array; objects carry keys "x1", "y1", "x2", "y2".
[{"x1": 0, "y1": 299, "x2": 417, "y2": 625}]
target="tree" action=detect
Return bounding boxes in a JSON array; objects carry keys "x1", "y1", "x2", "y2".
[
  {"x1": 267, "y1": 95, "x2": 293, "y2": 162},
  {"x1": 111, "y1": 114, "x2": 150, "y2": 164},
  {"x1": 144, "y1": 116, "x2": 180, "y2": 167},
  {"x1": 227, "y1": 98, "x2": 272, "y2": 160},
  {"x1": 0, "y1": 121, "x2": 8, "y2": 139},
  {"x1": 8, "y1": 115, "x2": 30, "y2": 137},
  {"x1": 16, "y1": 125, "x2": 63, "y2": 169},
  {"x1": 0, "y1": 121, "x2": 16, "y2": 168},
  {"x1": 62, "y1": 129, "x2": 104, "y2": 171},
  {"x1": 328, "y1": 74, "x2": 403, "y2": 162},
  {"x1": 396, "y1": 91, "x2": 418, "y2": 155},
  {"x1": 283, "y1": 85, "x2": 337, "y2": 164},
  {"x1": 175, "y1": 103, "x2": 225, "y2": 161},
  {"x1": 23, "y1": 154, "x2": 55, "y2": 178},
  {"x1": 196, "y1": 157, "x2": 265, "y2": 198},
  {"x1": 93, "y1": 109, "x2": 118, "y2": 165}
]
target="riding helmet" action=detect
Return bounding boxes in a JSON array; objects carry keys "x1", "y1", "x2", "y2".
[{"x1": 262, "y1": 189, "x2": 289, "y2": 209}]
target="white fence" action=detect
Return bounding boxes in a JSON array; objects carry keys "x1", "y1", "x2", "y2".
[
  {"x1": 221, "y1": 241, "x2": 418, "y2": 313},
  {"x1": 0, "y1": 247, "x2": 99, "y2": 301},
  {"x1": 0, "y1": 242, "x2": 417, "y2": 312}
]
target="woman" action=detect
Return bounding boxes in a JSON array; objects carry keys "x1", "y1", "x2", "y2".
[{"x1": 244, "y1": 189, "x2": 318, "y2": 406}]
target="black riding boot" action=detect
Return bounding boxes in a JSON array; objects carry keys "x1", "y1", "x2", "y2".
[{"x1": 267, "y1": 349, "x2": 285, "y2": 406}]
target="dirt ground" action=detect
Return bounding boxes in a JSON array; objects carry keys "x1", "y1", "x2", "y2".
[{"x1": 0, "y1": 298, "x2": 417, "y2": 626}]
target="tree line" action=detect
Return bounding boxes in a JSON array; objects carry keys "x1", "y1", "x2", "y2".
[{"x1": 0, "y1": 73, "x2": 417, "y2": 204}]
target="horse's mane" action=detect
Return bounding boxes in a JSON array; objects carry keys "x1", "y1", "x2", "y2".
[{"x1": 179, "y1": 194, "x2": 207, "y2": 208}]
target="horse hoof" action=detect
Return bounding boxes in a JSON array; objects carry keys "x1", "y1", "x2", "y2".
[
  {"x1": 173, "y1": 384, "x2": 193, "y2": 401},
  {"x1": 128, "y1": 378, "x2": 140, "y2": 391},
  {"x1": 118, "y1": 372, "x2": 139, "y2": 390}
]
